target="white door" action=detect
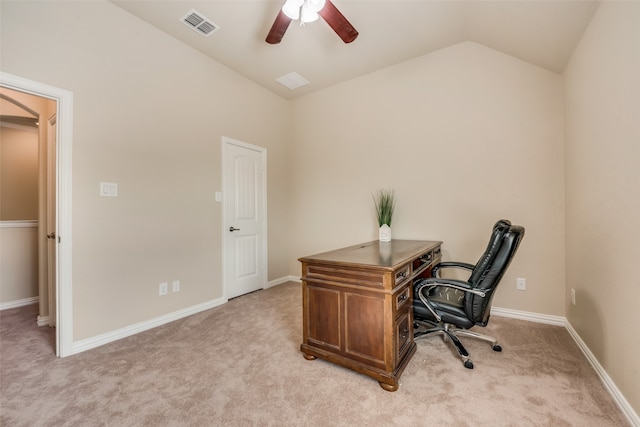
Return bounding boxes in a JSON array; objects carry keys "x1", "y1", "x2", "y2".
[{"x1": 222, "y1": 137, "x2": 267, "y2": 299}]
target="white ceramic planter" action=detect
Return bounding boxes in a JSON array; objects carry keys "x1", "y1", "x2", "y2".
[{"x1": 379, "y1": 224, "x2": 391, "y2": 242}]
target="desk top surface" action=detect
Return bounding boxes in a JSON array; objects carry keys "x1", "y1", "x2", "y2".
[{"x1": 299, "y1": 239, "x2": 441, "y2": 270}]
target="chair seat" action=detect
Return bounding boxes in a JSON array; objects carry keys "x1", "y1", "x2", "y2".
[{"x1": 413, "y1": 299, "x2": 475, "y2": 329}]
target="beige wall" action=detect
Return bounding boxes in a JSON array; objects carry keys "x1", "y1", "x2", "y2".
[
  {"x1": 0, "y1": 126, "x2": 38, "y2": 220},
  {"x1": 564, "y1": 1, "x2": 640, "y2": 415},
  {"x1": 0, "y1": 1, "x2": 291, "y2": 339},
  {"x1": 290, "y1": 41, "x2": 566, "y2": 316},
  {"x1": 1, "y1": 0, "x2": 638, "y2": 418}
]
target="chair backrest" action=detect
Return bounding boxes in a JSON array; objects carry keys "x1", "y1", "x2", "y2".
[
  {"x1": 466, "y1": 224, "x2": 525, "y2": 325},
  {"x1": 468, "y1": 219, "x2": 512, "y2": 286}
]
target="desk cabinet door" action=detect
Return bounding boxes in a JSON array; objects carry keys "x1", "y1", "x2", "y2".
[
  {"x1": 344, "y1": 291, "x2": 385, "y2": 367},
  {"x1": 396, "y1": 308, "x2": 412, "y2": 360},
  {"x1": 305, "y1": 285, "x2": 341, "y2": 351}
]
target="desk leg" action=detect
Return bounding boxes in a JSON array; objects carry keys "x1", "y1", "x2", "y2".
[
  {"x1": 379, "y1": 382, "x2": 399, "y2": 392},
  {"x1": 303, "y1": 353, "x2": 317, "y2": 360}
]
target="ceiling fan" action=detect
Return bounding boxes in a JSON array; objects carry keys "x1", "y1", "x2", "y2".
[{"x1": 266, "y1": 0, "x2": 358, "y2": 44}]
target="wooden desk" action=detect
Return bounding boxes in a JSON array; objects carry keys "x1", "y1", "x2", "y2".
[{"x1": 299, "y1": 239, "x2": 442, "y2": 391}]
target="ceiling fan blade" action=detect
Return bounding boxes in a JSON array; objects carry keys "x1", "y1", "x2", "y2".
[
  {"x1": 319, "y1": 0, "x2": 358, "y2": 43},
  {"x1": 266, "y1": 10, "x2": 292, "y2": 44}
]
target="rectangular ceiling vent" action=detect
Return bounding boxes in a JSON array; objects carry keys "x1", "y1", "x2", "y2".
[
  {"x1": 276, "y1": 72, "x2": 310, "y2": 90},
  {"x1": 180, "y1": 9, "x2": 219, "y2": 37}
]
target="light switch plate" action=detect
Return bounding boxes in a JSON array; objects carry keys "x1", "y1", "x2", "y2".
[
  {"x1": 159, "y1": 282, "x2": 168, "y2": 296},
  {"x1": 100, "y1": 182, "x2": 118, "y2": 197}
]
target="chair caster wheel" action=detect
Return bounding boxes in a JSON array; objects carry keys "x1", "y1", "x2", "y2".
[
  {"x1": 492, "y1": 344, "x2": 502, "y2": 352},
  {"x1": 464, "y1": 360, "x2": 474, "y2": 369}
]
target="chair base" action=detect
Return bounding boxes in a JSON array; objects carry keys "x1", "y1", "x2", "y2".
[{"x1": 413, "y1": 319, "x2": 502, "y2": 369}]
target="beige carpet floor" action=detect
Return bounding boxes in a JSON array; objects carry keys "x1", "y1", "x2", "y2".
[{"x1": 0, "y1": 282, "x2": 628, "y2": 426}]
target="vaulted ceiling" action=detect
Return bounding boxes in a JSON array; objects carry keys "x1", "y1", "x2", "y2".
[{"x1": 111, "y1": 1, "x2": 599, "y2": 99}]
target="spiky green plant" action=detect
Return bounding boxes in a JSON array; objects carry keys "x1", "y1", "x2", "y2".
[{"x1": 373, "y1": 189, "x2": 396, "y2": 227}]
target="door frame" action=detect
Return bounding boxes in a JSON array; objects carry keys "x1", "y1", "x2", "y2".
[
  {"x1": 46, "y1": 113, "x2": 57, "y2": 328},
  {"x1": 0, "y1": 72, "x2": 73, "y2": 357},
  {"x1": 221, "y1": 136, "x2": 267, "y2": 300}
]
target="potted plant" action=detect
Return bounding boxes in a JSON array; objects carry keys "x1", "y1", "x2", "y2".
[{"x1": 373, "y1": 189, "x2": 395, "y2": 242}]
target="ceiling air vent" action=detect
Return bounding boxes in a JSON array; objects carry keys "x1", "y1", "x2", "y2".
[
  {"x1": 180, "y1": 9, "x2": 219, "y2": 37},
  {"x1": 276, "y1": 72, "x2": 310, "y2": 90}
]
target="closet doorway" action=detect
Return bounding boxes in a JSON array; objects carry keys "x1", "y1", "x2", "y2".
[{"x1": 0, "y1": 72, "x2": 73, "y2": 357}]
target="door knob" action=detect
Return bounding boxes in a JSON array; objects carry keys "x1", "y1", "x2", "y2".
[
  {"x1": 47, "y1": 232, "x2": 56, "y2": 240},
  {"x1": 229, "y1": 227, "x2": 241, "y2": 232}
]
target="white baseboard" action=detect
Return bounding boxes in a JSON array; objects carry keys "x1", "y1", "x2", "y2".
[
  {"x1": 36, "y1": 315, "x2": 50, "y2": 327},
  {"x1": 266, "y1": 275, "x2": 300, "y2": 288},
  {"x1": 0, "y1": 296, "x2": 38, "y2": 311},
  {"x1": 493, "y1": 306, "x2": 639, "y2": 427},
  {"x1": 491, "y1": 306, "x2": 565, "y2": 326},
  {"x1": 72, "y1": 296, "x2": 227, "y2": 355}
]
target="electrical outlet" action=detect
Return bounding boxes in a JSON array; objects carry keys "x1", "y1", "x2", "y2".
[
  {"x1": 516, "y1": 277, "x2": 526, "y2": 291},
  {"x1": 571, "y1": 288, "x2": 576, "y2": 306},
  {"x1": 159, "y1": 282, "x2": 168, "y2": 296},
  {"x1": 172, "y1": 280, "x2": 180, "y2": 293}
]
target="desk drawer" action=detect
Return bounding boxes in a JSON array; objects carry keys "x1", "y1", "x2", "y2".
[
  {"x1": 413, "y1": 245, "x2": 442, "y2": 276},
  {"x1": 306, "y1": 264, "x2": 384, "y2": 288},
  {"x1": 395, "y1": 286, "x2": 410, "y2": 311},
  {"x1": 394, "y1": 264, "x2": 411, "y2": 286}
]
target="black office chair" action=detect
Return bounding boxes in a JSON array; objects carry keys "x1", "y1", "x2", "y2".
[{"x1": 413, "y1": 220, "x2": 525, "y2": 369}]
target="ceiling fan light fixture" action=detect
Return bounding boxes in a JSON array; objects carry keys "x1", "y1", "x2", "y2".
[
  {"x1": 300, "y1": 7, "x2": 319, "y2": 23},
  {"x1": 266, "y1": 0, "x2": 357, "y2": 44},
  {"x1": 282, "y1": 0, "x2": 303, "y2": 20},
  {"x1": 307, "y1": 0, "x2": 326, "y2": 12},
  {"x1": 282, "y1": 0, "x2": 326, "y2": 24}
]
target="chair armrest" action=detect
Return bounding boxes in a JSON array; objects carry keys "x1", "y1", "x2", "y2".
[
  {"x1": 432, "y1": 262, "x2": 475, "y2": 278},
  {"x1": 414, "y1": 279, "x2": 444, "y2": 322},
  {"x1": 416, "y1": 277, "x2": 486, "y2": 298}
]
